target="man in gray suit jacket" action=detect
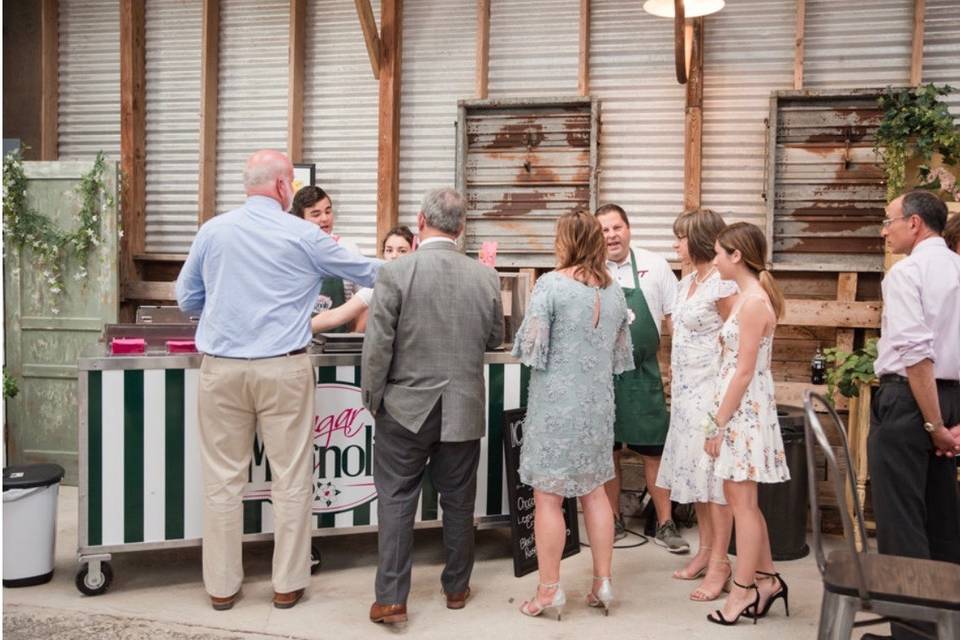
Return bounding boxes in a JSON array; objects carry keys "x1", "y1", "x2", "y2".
[{"x1": 362, "y1": 187, "x2": 504, "y2": 624}]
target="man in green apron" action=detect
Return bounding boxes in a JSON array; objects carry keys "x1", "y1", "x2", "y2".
[{"x1": 596, "y1": 204, "x2": 688, "y2": 553}]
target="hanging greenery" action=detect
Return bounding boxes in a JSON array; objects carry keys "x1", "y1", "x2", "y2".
[
  {"x1": 823, "y1": 338, "x2": 878, "y2": 405},
  {"x1": 2, "y1": 149, "x2": 113, "y2": 314},
  {"x1": 875, "y1": 84, "x2": 960, "y2": 202}
]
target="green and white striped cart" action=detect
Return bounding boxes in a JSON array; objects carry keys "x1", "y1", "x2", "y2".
[{"x1": 76, "y1": 349, "x2": 527, "y2": 595}]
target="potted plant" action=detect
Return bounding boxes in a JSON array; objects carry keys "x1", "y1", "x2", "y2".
[{"x1": 875, "y1": 83, "x2": 960, "y2": 204}]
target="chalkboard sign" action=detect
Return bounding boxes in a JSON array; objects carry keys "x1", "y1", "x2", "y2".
[{"x1": 503, "y1": 408, "x2": 581, "y2": 578}]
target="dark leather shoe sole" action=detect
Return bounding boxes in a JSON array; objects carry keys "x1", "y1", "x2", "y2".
[
  {"x1": 273, "y1": 588, "x2": 305, "y2": 609},
  {"x1": 210, "y1": 591, "x2": 240, "y2": 611},
  {"x1": 445, "y1": 587, "x2": 471, "y2": 610}
]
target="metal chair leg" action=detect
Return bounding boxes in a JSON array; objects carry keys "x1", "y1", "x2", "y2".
[
  {"x1": 825, "y1": 594, "x2": 857, "y2": 640},
  {"x1": 937, "y1": 611, "x2": 960, "y2": 640},
  {"x1": 818, "y1": 590, "x2": 842, "y2": 639}
]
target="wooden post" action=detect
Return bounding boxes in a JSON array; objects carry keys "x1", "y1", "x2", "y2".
[
  {"x1": 377, "y1": 0, "x2": 403, "y2": 255},
  {"x1": 355, "y1": 0, "x2": 382, "y2": 79},
  {"x1": 288, "y1": 0, "x2": 306, "y2": 162},
  {"x1": 40, "y1": 0, "x2": 59, "y2": 161},
  {"x1": 682, "y1": 17, "x2": 704, "y2": 211},
  {"x1": 578, "y1": 0, "x2": 590, "y2": 96},
  {"x1": 198, "y1": 0, "x2": 219, "y2": 224},
  {"x1": 911, "y1": 0, "x2": 925, "y2": 87},
  {"x1": 476, "y1": 0, "x2": 490, "y2": 99},
  {"x1": 120, "y1": 0, "x2": 146, "y2": 287},
  {"x1": 793, "y1": 0, "x2": 805, "y2": 90}
]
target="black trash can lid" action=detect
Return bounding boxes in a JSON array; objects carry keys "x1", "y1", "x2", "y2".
[{"x1": 3, "y1": 464, "x2": 65, "y2": 491}]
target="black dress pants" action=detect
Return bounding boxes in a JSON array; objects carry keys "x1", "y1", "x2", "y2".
[{"x1": 868, "y1": 378, "x2": 960, "y2": 640}]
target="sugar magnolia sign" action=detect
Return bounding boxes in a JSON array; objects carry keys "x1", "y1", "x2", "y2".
[{"x1": 243, "y1": 382, "x2": 377, "y2": 514}]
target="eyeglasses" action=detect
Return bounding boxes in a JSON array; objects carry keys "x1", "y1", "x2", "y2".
[{"x1": 881, "y1": 216, "x2": 906, "y2": 229}]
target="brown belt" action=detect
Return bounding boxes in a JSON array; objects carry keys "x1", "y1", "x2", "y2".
[{"x1": 209, "y1": 347, "x2": 307, "y2": 361}]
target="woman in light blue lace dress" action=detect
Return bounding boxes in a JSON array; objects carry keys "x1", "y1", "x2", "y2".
[{"x1": 512, "y1": 211, "x2": 634, "y2": 620}]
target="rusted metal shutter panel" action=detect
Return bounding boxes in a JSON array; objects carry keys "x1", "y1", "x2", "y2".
[
  {"x1": 144, "y1": 0, "x2": 202, "y2": 254},
  {"x1": 460, "y1": 99, "x2": 597, "y2": 267},
  {"x1": 591, "y1": 0, "x2": 686, "y2": 256},
  {"x1": 398, "y1": 0, "x2": 476, "y2": 234},
  {"x1": 488, "y1": 0, "x2": 579, "y2": 99},
  {"x1": 303, "y1": 0, "x2": 380, "y2": 256},
  {"x1": 215, "y1": 0, "x2": 289, "y2": 215},
  {"x1": 923, "y1": 0, "x2": 960, "y2": 120},
  {"x1": 701, "y1": 0, "x2": 794, "y2": 230},
  {"x1": 772, "y1": 92, "x2": 885, "y2": 272},
  {"x1": 804, "y1": 0, "x2": 912, "y2": 90},
  {"x1": 58, "y1": 0, "x2": 121, "y2": 160}
]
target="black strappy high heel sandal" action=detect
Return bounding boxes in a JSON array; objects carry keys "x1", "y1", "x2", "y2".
[
  {"x1": 706, "y1": 579, "x2": 760, "y2": 626},
  {"x1": 752, "y1": 570, "x2": 789, "y2": 618}
]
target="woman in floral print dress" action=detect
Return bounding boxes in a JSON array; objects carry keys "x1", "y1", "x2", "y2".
[{"x1": 703, "y1": 223, "x2": 790, "y2": 627}]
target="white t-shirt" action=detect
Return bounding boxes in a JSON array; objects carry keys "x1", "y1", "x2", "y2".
[{"x1": 606, "y1": 246, "x2": 678, "y2": 335}]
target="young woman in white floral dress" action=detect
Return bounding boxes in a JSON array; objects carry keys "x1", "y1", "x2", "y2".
[
  {"x1": 703, "y1": 223, "x2": 790, "y2": 626},
  {"x1": 656, "y1": 209, "x2": 737, "y2": 602}
]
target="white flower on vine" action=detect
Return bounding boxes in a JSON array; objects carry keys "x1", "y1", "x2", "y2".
[
  {"x1": 118, "y1": 229, "x2": 124, "y2": 239},
  {"x1": 50, "y1": 286, "x2": 61, "y2": 294},
  {"x1": 50, "y1": 307, "x2": 60, "y2": 315}
]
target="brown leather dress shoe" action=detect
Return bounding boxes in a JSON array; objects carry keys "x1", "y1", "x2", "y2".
[
  {"x1": 445, "y1": 587, "x2": 471, "y2": 610},
  {"x1": 273, "y1": 588, "x2": 305, "y2": 609},
  {"x1": 209, "y1": 590, "x2": 240, "y2": 611},
  {"x1": 369, "y1": 601, "x2": 408, "y2": 624}
]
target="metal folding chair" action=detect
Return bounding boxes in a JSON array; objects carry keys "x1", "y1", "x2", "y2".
[{"x1": 803, "y1": 390, "x2": 960, "y2": 640}]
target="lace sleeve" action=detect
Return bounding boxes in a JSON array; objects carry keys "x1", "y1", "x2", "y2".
[
  {"x1": 511, "y1": 278, "x2": 553, "y2": 370},
  {"x1": 612, "y1": 292, "x2": 635, "y2": 375},
  {"x1": 712, "y1": 277, "x2": 739, "y2": 300}
]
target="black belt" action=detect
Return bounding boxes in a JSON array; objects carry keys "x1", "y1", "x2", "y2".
[
  {"x1": 878, "y1": 373, "x2": 960, "y2": 387},
  {"x1": 209, "y1": 347, "x2": 307, "y2": 361}
]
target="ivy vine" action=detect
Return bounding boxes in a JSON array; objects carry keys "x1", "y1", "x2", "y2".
[
  {"x1": 823, "y1": 338, "x2": 878, "y2": 405},
  {"x1": 875, "y1": 84, "x2": 960, "y2": 202},
  {"x1": 2, "y1": 149, "x2": 113, "y2": 314}
]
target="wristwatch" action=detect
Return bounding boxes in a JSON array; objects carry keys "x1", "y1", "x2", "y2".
[{"x1": 923, "y1": 419, "x2": 945, "y2": 433}]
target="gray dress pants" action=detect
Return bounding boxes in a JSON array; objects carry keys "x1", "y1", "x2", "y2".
[{"x1": 373, "y1": 401, "x2": 481, "y2": 605}]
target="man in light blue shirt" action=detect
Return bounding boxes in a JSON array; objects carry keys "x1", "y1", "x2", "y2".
[{"x1": 176, "y1": 149, "x2": 380, "y2": 611}]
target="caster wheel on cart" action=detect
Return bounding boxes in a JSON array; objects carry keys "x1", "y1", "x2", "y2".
[
  {"x1": 310, "y1": 544, "x2": 322, "y2": 575},
  {"x1": 76, "y1": 561, "x2": 113, "y2": 596}
]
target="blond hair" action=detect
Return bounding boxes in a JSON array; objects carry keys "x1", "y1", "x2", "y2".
[
  {"x1": 716, "y1": 222, "x2": 785, "y2": 320},
  {"x1": 555, "y1": 211, "x2": 612, "y2": 289}
]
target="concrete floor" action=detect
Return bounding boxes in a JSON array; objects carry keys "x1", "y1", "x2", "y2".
[{"x1": 3, "y1": 486, "x2": 888, "y2": 639}]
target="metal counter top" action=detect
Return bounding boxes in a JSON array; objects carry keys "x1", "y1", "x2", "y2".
[{"x1": 78, "y1": 345, "x2": 519, "y2": 371}]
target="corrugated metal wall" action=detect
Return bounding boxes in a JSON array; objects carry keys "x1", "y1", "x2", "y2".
[
  {"x1": 804, "y1": 0, "x2": 912, "y2": 89},
  {"x1": 143, "y1": 0, "x2": 202, "y2": 254},
  {"x1": 215, "y1": 0, "x2": 289, "y2": 215},
  {"x1": 591, "y1": 0, "x2": 686, "y2": 255},
  {"x1": 923, "y1": 0, "x2": 960, "y2": 119},
  {"x1": 302, "y1": 0, "x2": 380, "y2": 255},
  {"x1": 460, "y1": 100, "x2": 596, "y2": 267},
  {"x1": 488, "y1": 0, "x2": 579, "y2": 99},
  {"x1": 397, "y1": 0, "x2": 476, "y2": 234},
  {"x1": 57, "y1": 0, "x2": 121, "y2": 159},
  {"x1": 772, "y1": 93, "x2": 885, "y2": 271},
  {"x1": 701, "y1": 0, "x2": 794, "y2": 233}
]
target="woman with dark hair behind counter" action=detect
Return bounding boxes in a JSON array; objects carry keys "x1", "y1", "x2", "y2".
[{"x1": 310, "y1": 226, "x2": 415, "y2": 333}]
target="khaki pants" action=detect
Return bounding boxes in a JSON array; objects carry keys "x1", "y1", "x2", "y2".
[{"x1": 197, "y1": 353, "x2": 315, "y2": 597}]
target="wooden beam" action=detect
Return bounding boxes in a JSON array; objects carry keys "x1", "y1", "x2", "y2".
[
  {"x1": 793, "y1": 0, "x2": 805, "y2": 90},
  {"x1": 682, "y1": 17, "x2": 704, "y2": 211},
  {"x1": 120, "y1": 0, "x2": 146, "y2": 290},
  {"x1": 288, "y1": 0, "x2": 306, "y2": 162},
  {"x1": 40, "y1": 0, "x2": 59, "y2": 160},
  {"x1": 355, "y1": 0, "x2": 382, "y2": 80},
  {"x1": 476, "y1": 0, "x2": 490, "y2": 99},
  {"x1": 835, "y1": 272, "x2": 858, "y2": 352},
  {"x1": 198, "y1": 0, "x2": 219, "y2": 224},
  {"x1": 376, "y1": 0, "x2": 403, "y2": 255},
  {"x1": 911, "y1": 0, "x2": 925, "y2": 86},
  {"x1": 122, "y1": 280, "x2": 177, "y2": 302},
  {"x1": 781, "y1": 300, "x2": 881, "y2": 329},
  {"x1": 578, "y1": 0, "x2": 590, "y2": 96}
]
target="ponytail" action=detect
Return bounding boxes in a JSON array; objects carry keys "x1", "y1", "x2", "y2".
[{"x1": 758, "y1": 269, "x2": 785, "y2": 320}]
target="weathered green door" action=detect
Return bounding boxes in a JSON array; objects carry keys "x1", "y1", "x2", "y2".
[{"x1": 4, "y1": 160, "x2": 119, "y2": 484}]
